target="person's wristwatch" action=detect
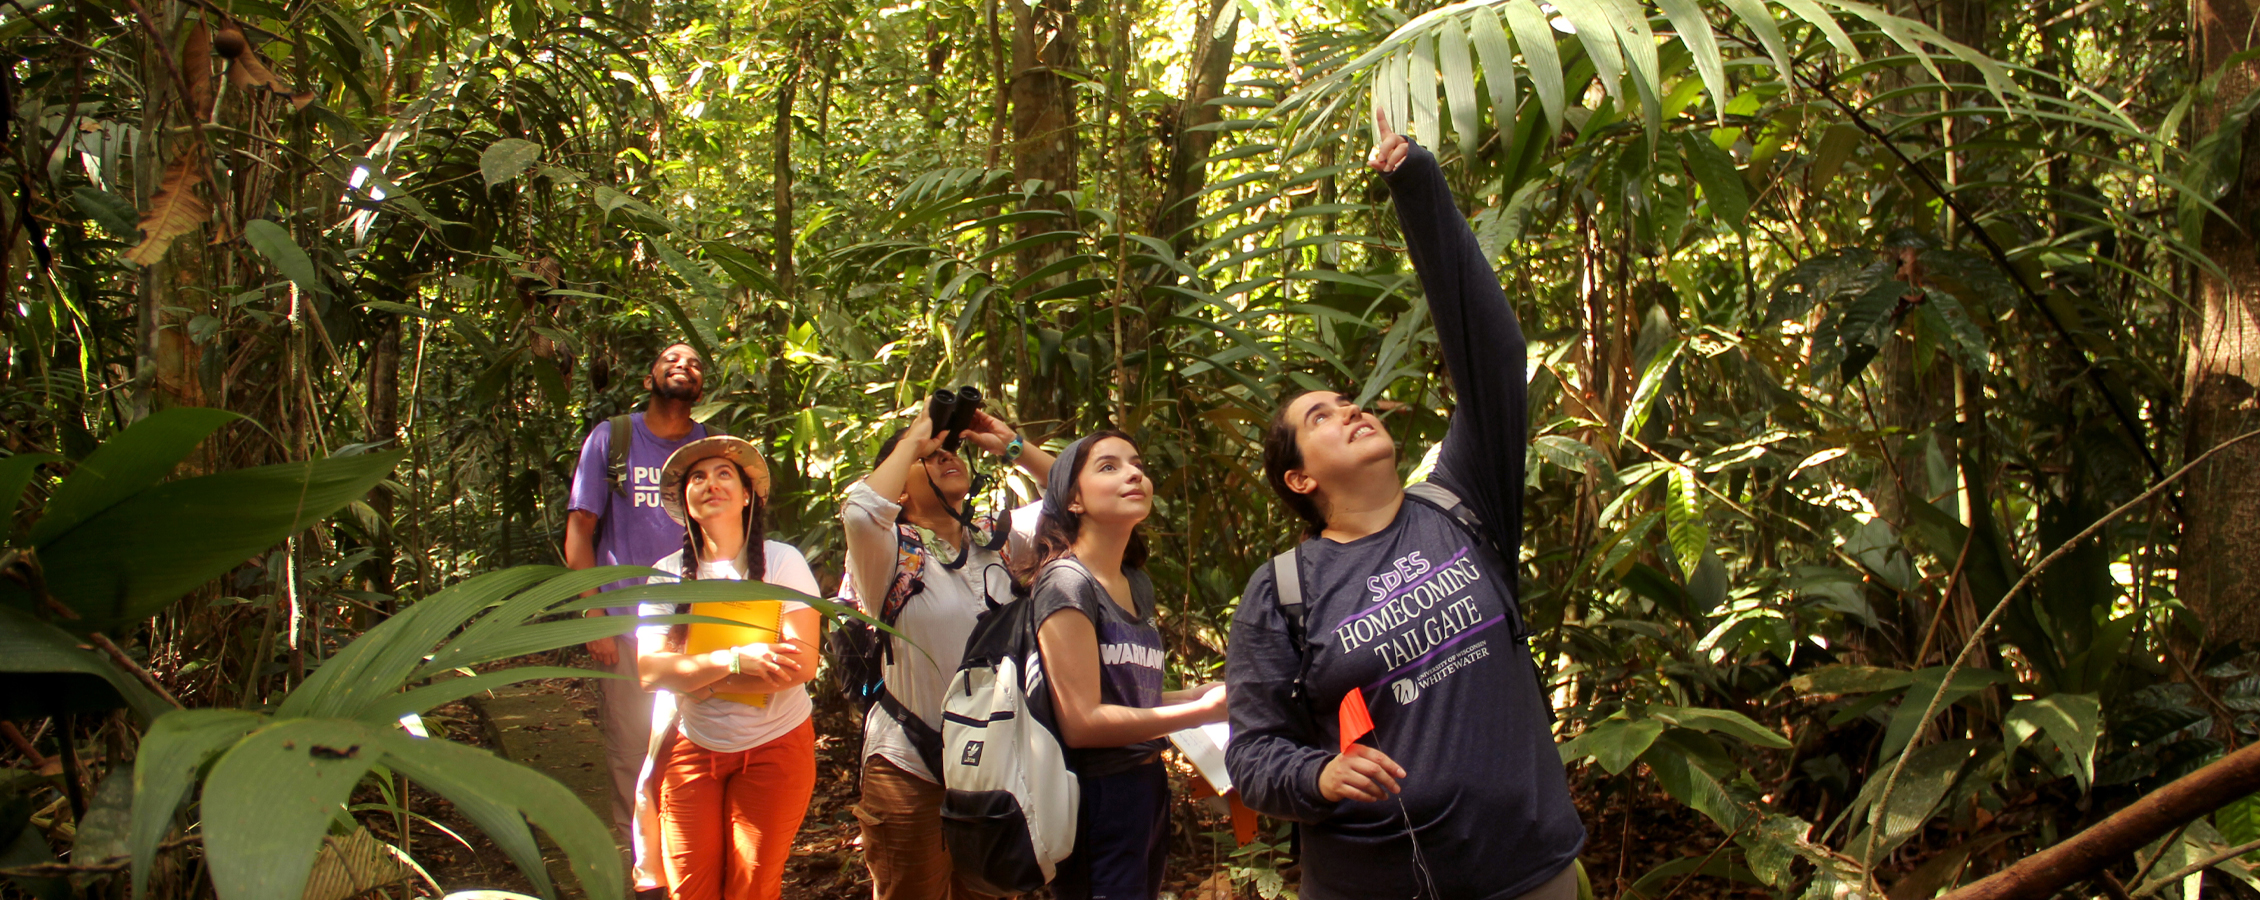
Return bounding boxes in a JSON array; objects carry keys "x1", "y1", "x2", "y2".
[{"x1": 1004, "y1": 435, "x2": 1025, "y2": 462}]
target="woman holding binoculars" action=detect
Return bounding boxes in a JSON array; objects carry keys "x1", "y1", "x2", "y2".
[{"x1": 839, "y1": 392, "x2": 1055, "y2": 900}]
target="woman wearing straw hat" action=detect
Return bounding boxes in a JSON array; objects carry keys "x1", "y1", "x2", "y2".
[{"x1": 628, "y1": 435, "x2": 824, "y2": 900}]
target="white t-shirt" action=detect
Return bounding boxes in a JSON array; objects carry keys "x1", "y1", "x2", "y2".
[
  {"x1": 839, "y1": 480, "x2": 1037, "y2": 781},
  {"x1": 638, "y1": 540, "x2": 821, "y2": 753}
]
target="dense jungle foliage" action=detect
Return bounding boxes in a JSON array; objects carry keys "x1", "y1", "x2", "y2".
[{"x1": 3, "y1": 0, "x2": 2260, "y2": 896}]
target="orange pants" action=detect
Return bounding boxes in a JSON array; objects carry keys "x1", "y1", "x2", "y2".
[{"x1": 655, "y1": 719, "x2": 817, "y2": 900}]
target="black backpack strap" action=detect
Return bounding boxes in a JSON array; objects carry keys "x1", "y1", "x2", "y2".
[
  {"x1": 877, "y1": 689, "x2": 948, "y2": 778},
  {"x1": 606, "y1": 414, "x2": 632, "y2": 499}
]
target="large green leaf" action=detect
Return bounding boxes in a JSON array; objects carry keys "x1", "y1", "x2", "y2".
[
  {"x1": 1622, "y1": 338, "x2": 1684, "y2": 440},
  {"x1": 1466, "y1": 7, "x2": 1520, "y2": 156},
  {"x1": 358, "y1": 667, "x2": 618, "y2": 724},
  {"x1": 202, "y1": 720, "x2": 382, "y2": 900},
  {"x1": 1665, "y1": 466, "x2": 1708, "y2": 576},
  {"x1": 1881, "y1": 667, "x2": 2011, "y2": 760},
  {"x1": 242, "y1": 220, "x2": 325, "y2": 298},
  {"x1": 373, "y1": 730, "x2": 622, "y2": 900},
  {"x1": 480, "y1": 138, "x2": 543, "y2": 188},
  {"x1": 1559, "y1": 717, "x2": 1665, "y2": 774},
  {"x1": 1437, "y1": 19, "x2": 1481, "y2": 158},
  {"x1": 1679, "y1": 131, "x2": 1751, "y2": 232},
  {"x1": 29, "y1": 408, "x2": 241, "y2": 547},
  {"x1": 1497, "y1": 0, "x2": 1566, "y2": 136},
  {"x1": 2004, "y1": 693, "x2": 2101, "y2": 791},
  {"x1": 2216, "y1": 793, "x2": 2260, "y2": 864},
  {"x1": 27, "y1": 450, "x2": 402, "y2": 629},
  {"x1": 0, "y1": 452, "x2": 59, "y2": 533},
  {"x1": 0, "y1": 605, "x2": 170, "y2": 721},
  {"x1": 74, "y1": 763, "x2": 135, "y2": 868},
  {"x1": 280, "y1": 566, "x2": 557, "y2": 720},
  {"x1": 1652, "y1": 706, "x2": 1793, "y2": 749},
  {"x1": 1547, "y1": 0, "x2": 1629, "y2": 109},
  {"x1": 1792, "y1": 664, "x2": 1915, "y2": 695},
  {"x1": 1851, "y1": 741, "x2": 1976, "y2": 860},
  {"x1": 1643, "y1": 738, "x2": 1752, "y2": 832},
  {"x1": 1594, "y1": 0, "x2": 1663, "y2": 130},
  {"x1": 412, "y1": 566, "x2": 652, "y2": 675},
  {"x1": 1652, "y1": 0, "x2": 1730, "y2": 120},
  {"x1": 130, "y1": 710, "x2": 266, "y2": 899}
]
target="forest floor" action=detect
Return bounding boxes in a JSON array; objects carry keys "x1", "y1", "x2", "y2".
[{"x1": 378, "y1": 657, "x2": 1758, "y2": 900}]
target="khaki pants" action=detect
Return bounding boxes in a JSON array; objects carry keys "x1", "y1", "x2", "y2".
[
  {"x1": 853, "y1": 755, "x2": 999, "y2": 900},
  {"x1": 598, "y1": 635, "x2": 655, "y2": 840}
]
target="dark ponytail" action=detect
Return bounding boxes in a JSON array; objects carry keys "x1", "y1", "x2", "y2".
[{"x1": 1263, "y1": 393, "x2": 1327, "y2": 536}]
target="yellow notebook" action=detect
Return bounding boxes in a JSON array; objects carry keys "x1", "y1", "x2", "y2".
[{"x1": 682, "y1": 600, "x2": 783, "y2": 708}]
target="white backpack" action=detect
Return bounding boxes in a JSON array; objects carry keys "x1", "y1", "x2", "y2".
[{"x1": 939, "y1": 573, "x2": 1079, "y2": 893}]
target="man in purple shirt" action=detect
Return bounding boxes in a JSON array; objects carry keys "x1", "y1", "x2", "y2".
[{"x1": 564, "y1": 341, "x2": 715, "y2": 852}]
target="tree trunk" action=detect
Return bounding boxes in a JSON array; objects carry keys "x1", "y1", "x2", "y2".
[
  {"x1": 1154, "y1": 0, "x2": 1240, "y2": 253},
  {"x1": 2183, "y1": 0, "x2": 2260, "y2": 645},
  {"x1": 767, "y1": 39, "x2": 800, "y2": 449},
  {"x1": 136, "y1": 1, "x2": 211, "y2": 415},
  {"x1": 772, "y1": 50, "x2": 798, "y2": 302},
  {"x1": 984, "y1": 0, "x2": 1010, "y2": 405},
  {"x1": 1007, "y1": 0, "x2": 1080, "y2": 431},
  {"x1": 366, "y1": 314, "x2": 401, "y2": 601}
]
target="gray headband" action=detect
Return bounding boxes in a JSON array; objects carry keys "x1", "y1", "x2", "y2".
[{"x1": 1042, "y1": 435, "x2": 1094, "y2": 530}]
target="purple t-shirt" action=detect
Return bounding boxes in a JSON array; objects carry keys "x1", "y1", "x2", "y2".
[
  {"x1": 568, "y1": 412, "x2": 711, "y2": 614},
  {"x1": 1030, "y1": 558, "x2": 1166, "y2": 777}
]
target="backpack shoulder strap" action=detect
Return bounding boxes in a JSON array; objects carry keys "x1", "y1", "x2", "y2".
[
  {"x1": 1270, "y1": 547, "x2": 1305, "y2": 634},
  {"x1": 1269, "y1": 545, "x2": 1323, "y2": 726},
  {"x1": 1406, "y1": 480, "x2": 1536, "y2": 646},
  {"x1": 878, "y1": 519, "x2": 927, "y2": 625},
  {"x1": 606, "y1": 414, "x2": 632, "y2": 499},
  {"x1": 1405, "y1": 480, "x2": 1484, "y2": 537}
]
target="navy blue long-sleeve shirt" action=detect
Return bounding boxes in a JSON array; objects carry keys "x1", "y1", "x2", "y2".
[{"x1": 1223, "y1": 143, "x2": 1585, "y2": 900}]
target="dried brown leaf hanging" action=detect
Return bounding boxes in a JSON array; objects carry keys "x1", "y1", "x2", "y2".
[
  {"x1": 216, "y1": 25, "x2": 305, "y2": 105},
  {"x1": 184, "y1": 23, "x2": 214, "y2": 121},
  {"x1": 212, "y1": 26, "x2": 248, "y2": 59},
  {"x1": 124, "y1": 152, "x2": 211, "y2": 266},
  {"x1": 228, "y1": 51, "x2": 281, "y2": 92}
]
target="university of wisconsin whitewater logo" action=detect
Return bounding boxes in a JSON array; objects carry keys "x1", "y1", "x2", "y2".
[{"x1": 1391, "y1": 677, "x2": 1421, "y2": 705}]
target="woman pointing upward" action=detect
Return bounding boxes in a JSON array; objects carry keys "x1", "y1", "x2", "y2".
[{"x1": 1224, "y1": 116, "x2": 1587, "y2": 900}]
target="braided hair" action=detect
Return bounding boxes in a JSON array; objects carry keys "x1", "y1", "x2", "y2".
[{"x1": 663, "y1": 459, "x2": 768, "y2": 652}]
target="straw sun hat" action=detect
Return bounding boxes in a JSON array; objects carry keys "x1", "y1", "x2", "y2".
[{"x1": 658, "y1": 435, "x2": 772, "y2": 526}]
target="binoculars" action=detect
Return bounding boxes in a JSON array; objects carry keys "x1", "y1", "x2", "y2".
[{"x1": 927, "y1": 386, "x2": 982, "y2": 452}]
